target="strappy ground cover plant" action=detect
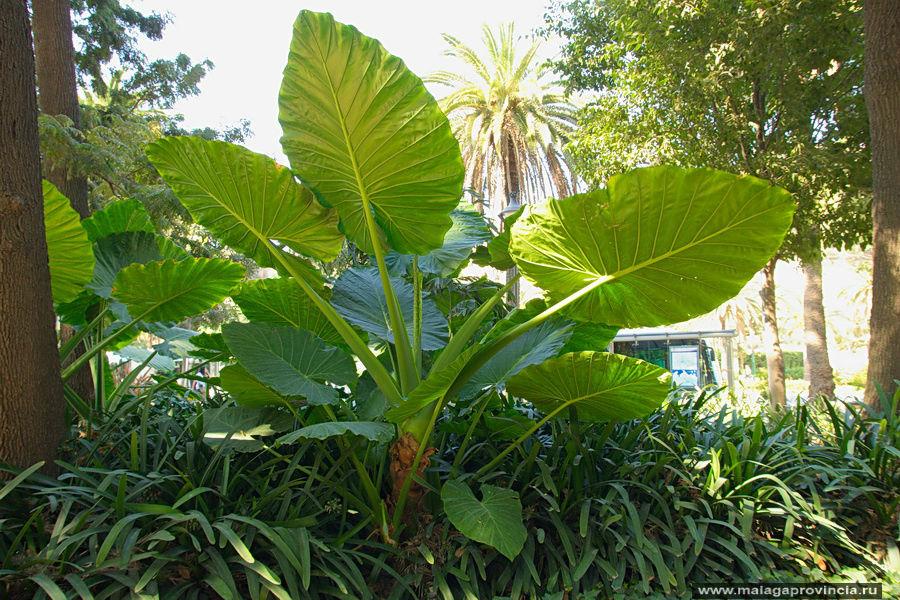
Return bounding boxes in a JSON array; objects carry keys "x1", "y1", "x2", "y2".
[{"x1": 136, "y1": 10, "x2": 797, "y2": 558}]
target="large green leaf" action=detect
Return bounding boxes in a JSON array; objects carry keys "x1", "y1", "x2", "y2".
[
  {"x1": 510, "y1": 166, "x2": 795, "y2": 326},
  {"x1": 278, "y1": 421, "x2": 395, "y2": 445},
  {"x1": 232, "y1": 278, "x2": 342, "y2": 346},
  {"x1": 219, "y1": 364, "x2": 296, "y2": 408},
  {"x1": 330, "y1": 268, "x2": 448, "y2": 351},
  {"x1": 278, "y1": 10, "x2": 464, "y2": 255},
  {"x1": 506, "y1": 352, "x2": 671, "y2": 422},
  {"x1": 458, "y1": 319, "x2": 573, "y2": 400},
  {"x1": 43, "y1": 181, "x2": 94, "y2": 303},
  {"x1": 89, "y1": 231, "x2": 184, "y2": 298},
  {"x1": 112, "y1": 258, "x2": 245, "y2": 322},
  {"x1": 81, "y1": 198, "x2": 155, "y2": 241},
  {"x1": 202, "y1": 406, "x2": 294, "y2": 452},
  {"x1": 221, "y1": 322, "x2": 356, "y2": 405},
  {"x1": 441, "y1": 481, "x2": 526, "y2": 561},
  {"x1": 146, "y1": 137, "x2": 344, "y2": 265}
]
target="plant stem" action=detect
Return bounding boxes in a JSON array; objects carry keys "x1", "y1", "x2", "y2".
[
  {"x1": 390, "y1": 398, "x2": 444, "y2": 532},
  {"x1": 271, "y1": 249, "x2": 403, "y2": 406},
  {"x1": 58, "y1": 306, "x2": 110, "y2": 361},
  {"x1": 476, "y1": 401, "x2": 574, "y2": 476},
  {"x1": 413, "y1": 257, "x2": 423, "y2": 377},
  {"x1": 443, "y1": 277, "x2": 606, "y2": 402},
  {"x1": 450, "y1": 390, "x2": 493, "y2": 474},
  {"x1": 430, "y1": 276, "x2": 518, "y2": 374},
  {"x1": 363, "y1": 211, "x2": 418, "y2": 394}
]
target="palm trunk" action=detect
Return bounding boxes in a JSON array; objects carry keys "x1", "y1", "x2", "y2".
[
  {"x1": 802, "y1": 255, "x2": 836, "y2": 399},
  {"x1": 503, "y1": 135, "x2": 521, "y2": 304},
  {"x1": 759, "y1": 258, "x2": 786, "y2": 408},
  {"x1": 0, "y1": 0, "x2": 66, "y2": 470},
  {"x1": 863, "y1": 0, "x2": 900, "y2": 409}
]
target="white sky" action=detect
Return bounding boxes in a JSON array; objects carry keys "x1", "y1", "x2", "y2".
[{"x1": 136, "y1": 0, "x2": 558, "y2": 161}]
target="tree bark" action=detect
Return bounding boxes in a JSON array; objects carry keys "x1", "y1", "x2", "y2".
[
  {"x1": 802, "y1": 255, "x2": 836, "y2": 400},
  {"x1": 31, "y1": 0, "x2": 89, "y2": 218},
  {"x1": 32, "y1": 0, "x2": 95, "y2": 403},
  {"x1": 759, "y1": 258, "x2": 787, "y2": 408},
  {"x1": 0, "y1": 0, "x2": 66, "y2": 470},
  {"x1": 864, "y1": 0, "x2": 900, "y2": 409}
]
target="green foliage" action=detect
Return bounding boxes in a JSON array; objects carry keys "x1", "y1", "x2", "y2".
[
  {"x1": 112, "y1": 257, "x2": 245, "y2": 322},
  {"x1": 441, "y1": 481, "x2": 527, "y2": 561},
  {"x1": 15, "y1": 10, "x2": 812, "y2": 593},
  {"x1": 279, "y1": 11, "x2": 464, "y2": 255},
  {"x1": 744, "y1": 350, "x2": 806, "y2": 380},
  {"x1": 507, "y1": 352, "x2": 672, "y2": 421},
  {"x1": 221, "y1": 322, "x2": 356, "y2": 405},
  {"x1": 42, "y1": 181, "x2": 95, "y2": 303},
  {"x1": 544, "y1": 0, "x2": 870, "y2": 258},
  {"x1": 510, "y1": 166, "x2": 796, "y2": 325},
  {"x1": 145, "y1": 137, "x2": 345, "y2": 265}
]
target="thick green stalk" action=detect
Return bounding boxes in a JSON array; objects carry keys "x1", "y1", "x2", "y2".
[
  {"x1": 430, "y1": 276, "x2": 518, "y2": 374},
  {"x1": 477, "y1": 401, "x2": 574, "y2": 475},
  {"x1": 271, "y1": 249, "x2": 403, "y2": 406},
  {"x1": 58, "y1": 306, "x2": 109, "y2": 361},
  {"x1": 413, "y1": 257, "x2": 423, "y2": 377},
  {"x1": 442, "y1": 277, "x2": 606, "y2": 402},
  {"x1": 360, "y1": 204, "x2": 418, "y2": 394}
]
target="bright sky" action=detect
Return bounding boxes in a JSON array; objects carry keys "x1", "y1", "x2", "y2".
[{"x1": 137, "y1": 0, "x2": 558, "y2": 161}]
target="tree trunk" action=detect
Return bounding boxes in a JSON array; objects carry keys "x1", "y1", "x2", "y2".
[
  {"x1": 0, "y1": 0, "x2": 66, "y2": 470},
  {"x1": 802, "y1": 255, "x2": 836, "y2": 400},
  {"x1": 864, "y1": 0, "x2": 900, "y2": 409},
  {"x1": 759, "y1": 258, "x2": 786, "y2": 408},
  {"x1": 32, "y1": 0, "x2": 95, "y2": 403},
  {"x1": 31, "y1": 0, "x2": 89, "y2": 218}
]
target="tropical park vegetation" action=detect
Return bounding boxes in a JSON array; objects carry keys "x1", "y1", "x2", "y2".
[{"x1": 0, "y1": 0, "x2": 898, "y2": 598}]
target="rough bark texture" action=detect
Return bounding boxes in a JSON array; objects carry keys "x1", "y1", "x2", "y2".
[
  {"x1": 32, "y1": 0, "x2": 95, "y2": 403},
  {"x1": 864, "y1": 0, "x2": 900, "y2": 409},
  {"x1": 389, "y1": 434, "x2": 436, "y2": 531},
  {"x1": 802, "y1": 256, "x2": 836, "y2": 400},
  {"x1": 0, "y1": 0, "x2": 66, "y2": 469},
  {"x1": 31, "y1": 0, "x2": 89, "y2": 218},
  {"x1": 759, "y1": 258, "x2": 786, "y2": 408}
]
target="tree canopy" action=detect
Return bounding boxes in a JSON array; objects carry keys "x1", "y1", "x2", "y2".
[{"x1": 545, "y1": 0, "x2": 870, "y2": 259}]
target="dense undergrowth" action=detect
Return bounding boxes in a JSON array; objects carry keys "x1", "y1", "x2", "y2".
[{"x1": 2, "y1": 386, "x2": 897, "y2": 599}]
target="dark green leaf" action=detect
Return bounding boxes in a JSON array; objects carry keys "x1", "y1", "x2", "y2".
[
  {"x1": 222, "y1": 322, "x2": 356, "y2": 405},
  {"x1": 331, "y1": 268, "x2": 448, "y2": 351},
  {"x1": 441, "y1": 481, "x2": 526, "y2": 560}
]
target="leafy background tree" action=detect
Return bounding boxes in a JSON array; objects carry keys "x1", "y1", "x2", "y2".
[{"x1": 545, "y1": 0, "x2": 871, "y2": 406}]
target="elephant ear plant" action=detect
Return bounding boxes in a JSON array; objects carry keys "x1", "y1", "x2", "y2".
[{"x1": 145, "y1": 10, "x2": 795, "y2": 559}]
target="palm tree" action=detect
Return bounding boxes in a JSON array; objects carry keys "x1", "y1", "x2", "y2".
[{"x1": 427, "y1": 24, "x2": 579, "y2": 214}]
